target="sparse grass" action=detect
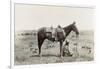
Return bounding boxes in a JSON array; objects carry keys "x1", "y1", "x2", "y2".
[{"x1": 14, "y1": 31, "x2": 94, "y2": 65}]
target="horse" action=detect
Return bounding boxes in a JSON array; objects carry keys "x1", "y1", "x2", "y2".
[{"x1": 37, "y1": 21, "x2": 79, "y2": 57}]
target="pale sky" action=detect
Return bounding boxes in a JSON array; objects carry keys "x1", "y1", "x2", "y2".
[{"x1": 15, "y1": 4, "x2": 95, "y2": 31}]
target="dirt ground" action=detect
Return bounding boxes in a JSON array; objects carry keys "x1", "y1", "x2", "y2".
[{"x1": 14, "y1": 30, "x2": 94, "y2": 65}]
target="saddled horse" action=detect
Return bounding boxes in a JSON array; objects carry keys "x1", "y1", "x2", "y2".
[{"x1": 37, "y1": 22, "x2": 79, "y2": 57}]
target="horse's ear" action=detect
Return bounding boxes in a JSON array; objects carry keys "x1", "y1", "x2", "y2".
[{"x1": 72, "y1": 21, "x2": 76, "y2": 25}]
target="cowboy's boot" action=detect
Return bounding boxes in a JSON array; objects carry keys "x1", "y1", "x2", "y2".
[{"x1": 67, "y1": 50, "x2": 73, "y2": 56}]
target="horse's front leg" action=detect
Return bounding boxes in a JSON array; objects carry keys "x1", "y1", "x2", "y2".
[{"x1": 60, "y1": 40, "x2": 63, "y2": 58}]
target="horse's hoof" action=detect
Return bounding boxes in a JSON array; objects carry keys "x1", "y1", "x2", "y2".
[
  {"x1": 60, "y1": 56, "x2": 63, "y2": 59},
  {"x1": 30, "y1": 55, "x2": 34, "y2": 57},
  {"x1": 38, "y1": 54, "x2": 42, "y2": 57},
  {"x1": 59, "y1": 55, "x2": 63, "y2": 58}
]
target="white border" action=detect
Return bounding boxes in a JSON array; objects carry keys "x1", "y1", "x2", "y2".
[
  {"x1": 11, "y1": 0, "x2": 95, "y2": 9},
  {"x1": 10, "y1": 0, "x2": 95, "y2": 69},
  {"x1": 10, "y1": 0, "x2": 14, "y2": 69}
]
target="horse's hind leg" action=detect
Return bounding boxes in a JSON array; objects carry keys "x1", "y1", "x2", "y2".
[
  {"x1": 38, "y1": 45, "x2": 41, "y2": 57},
  {"x1": 38, "y1": 40, "x2": 44, "y2": 57},
  {"x1": 38, "y1": 42, "x2": 42, "y2": 57}
]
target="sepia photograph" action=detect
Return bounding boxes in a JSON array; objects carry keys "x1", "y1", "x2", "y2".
[{"x1": 14, "y1": 3, "x2": 94, "y2": 65}]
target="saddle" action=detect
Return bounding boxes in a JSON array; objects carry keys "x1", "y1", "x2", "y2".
[{"x1": 45, "y1": 26, "x2": 65, "y2": 41}]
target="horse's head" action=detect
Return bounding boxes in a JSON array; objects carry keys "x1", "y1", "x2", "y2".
[{"x1": 71, "y1": 21, "x2": 79, "y2": 37}]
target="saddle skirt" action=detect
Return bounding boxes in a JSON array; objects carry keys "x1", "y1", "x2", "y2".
[{"x1": 45, "y1": 27, "x2": 56, "y2": 38}]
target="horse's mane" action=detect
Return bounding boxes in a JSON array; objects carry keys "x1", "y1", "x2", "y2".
[{"x1": 63, "y1": 23, "x2": 73, "y2": 30}]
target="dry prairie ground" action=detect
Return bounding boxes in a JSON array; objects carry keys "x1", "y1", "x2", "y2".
[{"x1": 14, "y1": 30, "x2": 94, "y2": 65}]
